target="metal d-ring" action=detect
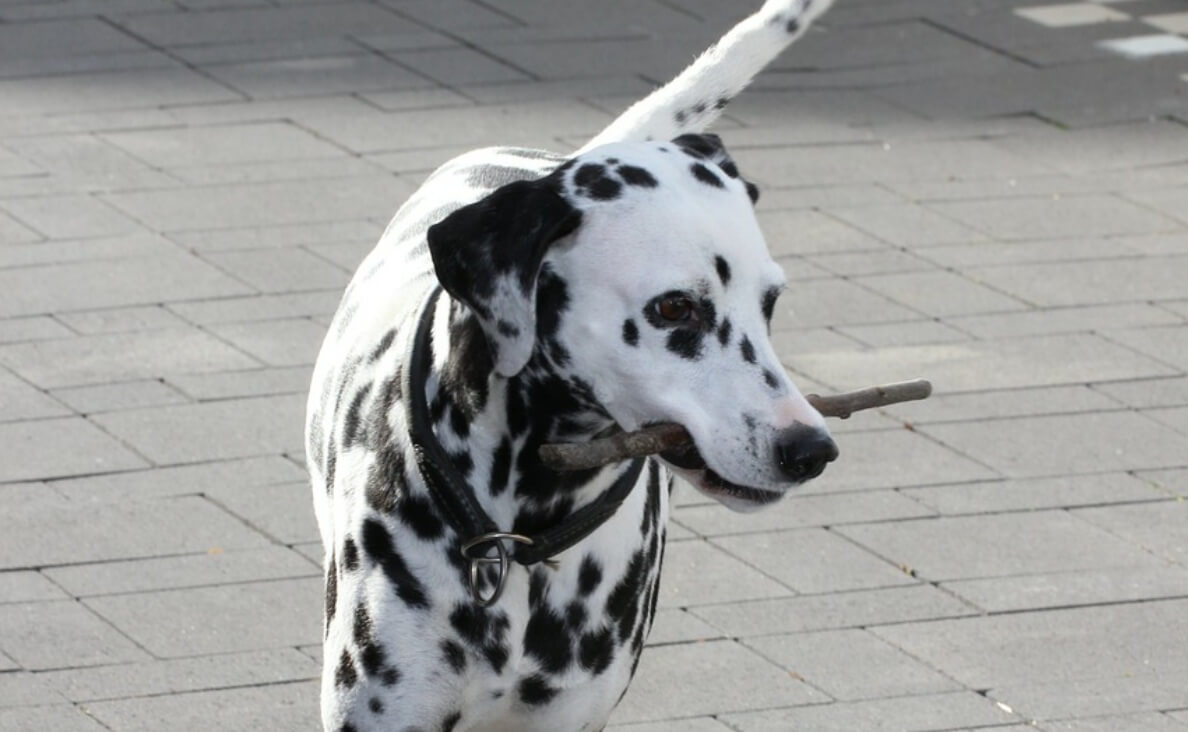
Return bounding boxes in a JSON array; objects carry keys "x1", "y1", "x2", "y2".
[{"x1": 459, "y1": 532, "x2": 535, "y2": 607}]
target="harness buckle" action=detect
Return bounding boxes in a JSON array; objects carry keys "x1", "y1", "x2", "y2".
[{"x1": 459, "y1": 532, "x2": 535, "y2": 607}]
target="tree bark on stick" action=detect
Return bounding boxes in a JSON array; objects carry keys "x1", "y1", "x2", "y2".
[{"x1": 539, "y1": 378, "x2": 932, "y2": 472}]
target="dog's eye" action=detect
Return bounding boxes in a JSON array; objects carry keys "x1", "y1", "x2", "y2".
[{"x1": 655, "y1": 296, "x2": 695, "y2": 323}]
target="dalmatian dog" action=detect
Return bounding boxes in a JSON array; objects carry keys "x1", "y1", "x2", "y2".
[{"x1": 306, "y1": 1, "x2": 838, "y2": 730}]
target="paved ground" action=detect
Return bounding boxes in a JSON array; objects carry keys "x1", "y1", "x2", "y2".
[{"x1": 1, "y1": 0, "x2": 1187, "y2": 730}]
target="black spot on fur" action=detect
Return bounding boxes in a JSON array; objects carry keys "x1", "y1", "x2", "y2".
[
  {"x1": 535, "y1": 267, "x2": 571, "y2": 366},
  {"x1": 715, "y1": 96, "x2": 729, "y2": 110},
  {"x1": 579, "y1": 627, "x2": 615, "y2": 675},
  {"x1": 641, "y1": 461, "x2": 661, "y2": 534},
  {"x1": 618, "y1": 165, "x2": 658, "y2": 188},
  {"x1": 690, "y1": 162, "x2": 723, "y2": 188},
  {"x1": 745, "y1": 181, "x2": 760, "y2": 203},
  {"x1": 524, "y1": 606, "x2": 572, "y2": 672},
  {"x1": 442, "y1": 639, "x2": 467, "y2": 673},
  {"x1": 717, "y1": 318, "x2": 732, "y2": 346},
  {"x1": 714, "y1": 255, "x2": 731, "y2": 286},
  {"x1": 622, "y1": 319, "x2": 639, "y2": 347},
  {"x1": 674, "y1": 110, "x2": 687, "y2": 124},
  {"x1": 354, "y1": 602, "x2": 393, "y2": 679},
  {"x1": 667, "y1": 327, "x2": 703, "y2": 360},
  {"x1": 786, "y1": 17, "x2": 800, "y2": 33},
  {"x1": 578, "y1": 555, "x2": 602, "y2": 596},
  {"x1": 361, "y1": 518, "x2": 429, "y2": 608},
  {"x1": 489, "y1": 437, "x2": 512, "y2": 496},
  {"x1": 565, "y1": 600, "x2": 586, "y2": 629},
  {"x1": 693, "y1": 102, "x2": 706, "y2": 114},
  {"x1": 719, "y1": 159, "x2": 740, "y2": 178},
  {"x1": 442, "y1": 712, "x2": 462, "y2": 732},
  {"x1": 340, "y1": 724, "x2": 357, "y2": 732},
  {"x1": 325, "y1": 443, "x2": 337, "y2": 495},
  {"x1": 397, "y1": 493, "x2": 444, "y2": 540},
  {"x1": 450, "y1": 604, "x2": 511, "y2": 673},
  {"x1": 606, "y1": 550, "x2": 646, "y2": 642},
  {"x1": 369, "y1": 329, "x2": 397, "y2": 363},
  {"x1": 764, "y1": 369, "x2": 780, "y2": 389},
  {"x1": 381, "y1": 667, "x2": 399, "y2": 686},
  {"x1": 442, "y1": 312, "x2": 492, "y2": 419},
  {"x1": 762, "y1": 287, "x2": 780, "y2": 324},
  {"x1": 740, "y1": 336, "x2": 757, "y2": 364},
  {"x1": 342, "y1": 537, "x2": 359, "y2": 571},
  {"x1": 365, "y1": 447, "x2": 404, "y2": 515},
  {"x1": 518, "y1": 675, "x2": 558, "y2": 705},
  {"x1": 336, "y1": 650, "x2": 358, "y2": 688},
  {"x1": 573, "y1": 163, "x2": 622, "y2": 201},
  {"x1": 370, "y1": 697, "x2": 384, "y2": 714},
  {"x1": 324, "y1": 552, "x2": 337, "y2": 633}
]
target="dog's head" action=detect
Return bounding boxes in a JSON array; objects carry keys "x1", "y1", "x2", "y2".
[{"x1": 428, "y1": 134, "x2": 836, "y2": 510}]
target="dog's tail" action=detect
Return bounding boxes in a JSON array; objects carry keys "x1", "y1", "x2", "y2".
[{"x1": 577, "y1": 0, "x2": 833, "y2": 154}]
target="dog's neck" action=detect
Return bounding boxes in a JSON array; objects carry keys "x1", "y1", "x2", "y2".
[{"x1": 422, "y1": 296, "x2": 624, "y2": 537}]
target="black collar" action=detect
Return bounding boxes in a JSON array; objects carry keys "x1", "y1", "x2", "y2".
[{"x1": 406, "y1": 286, "x2": 645, "y2": 605}]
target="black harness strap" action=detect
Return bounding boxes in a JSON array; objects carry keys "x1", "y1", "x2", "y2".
[{"x1": 405, "y1": 286, "x2": 645, "y2": 603}]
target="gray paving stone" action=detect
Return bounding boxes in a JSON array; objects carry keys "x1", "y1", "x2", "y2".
[
  {"x1": 44, "y1": 546, "x2": 317, "y2": 597},
  {"x1": 0, "y1": 67, "x2": 240, "y2": 117},
  {"x1": 102, "y1": 122, "x2": 347, "y2": 169},
  {"x1": 969, "y1": 256, "x2": 1188, "y2": 308},
  {"x1": 91, "y1": 393, "x2": 304, "y2": 465},
  {"x1": 0, "y1": 316, "x2": 72, "y2": 344},
  {"x1": 1127, "y1": 187, "x2": 1188, "y2": 226},
  {"x1": 103, "y1": 175, "x2": 412, "y2": 233},
  {"x1": 0, "y1": 671, "x2": 68, "y2": 707},
  {"x1": 837, "y1": 319, "x2": 974, "y2": 348},
  {"x1": 0, "y1": 570, "x2": 69, "y2": 604},
  {"x1": 0, "y1": 495, "x2": 271, "y2": 569},
  {"x1": 657, "y1": 539, "x2": 791, "y2": 609},
  {"x1": 51, "y1": 455, "x2": 305, "y2": 502},
  {"x1": 1074, "y1": 500, "x2": 1188, "y2": 564},
  {"x1": 950, "y1": 303, "x2": 1183, "y2": 339},
  {"x1": 166, "y1": 365, "x2": 312, "y2": 401},
  {"x1": 771, "y1": 278, "x2": 922, "y2": 331},
  {"x1": 85, "y1": 577, "x2": 320, "y2": 657},
  {"x1": 0, "y1": 367, "x2": 72, "y2": 421},
  {"x1": 874, "y1": 598, "x2": 1188, "y2": 689},
  {"x1": 0, "y1": 328, "x2": 260, "y2": 389},
  {"x1": 930, "y1": 195, "x2": 1180, "y2": 242},
  {"x1": 170, "y1": 36, "x2": 362, "y2": 67},
  {"x1": 201, "y1": 247, "x2": 350, "y2": 293},
  {"x1": 206, "y1": 318, "x2": 327, "y2": 367},
  {"x1": 390, "y1": 46, "x2": 529, "y2": 86},
  {"x1": 83, "y1": 679, "x2": 320, "y2": 732},
  {"x1": 0, "y1": 210, "x2": 40, "y2": 244},
  {"x1": 169, "y1": 155, "x2": 387, "y2": 186},
  {"x1": 207, "y1": 53, "x2": 428, "y2": 99},
  {"x1": 757, "y1": 183, "x2": 907, "y2": 212},
  {"x1": 713, "y1": 528, "x2": 917, "y2": 594},
  {"x1": 744, "y1": 628, "x2": 962, "y2": 701},
  {"x1": 166, "y1": 291, "x2": 341, "y2": 325},
  {"x1": 610, "y1": 639, "x2": 825, "y2": 724},
  {"x1": 1106, "y1": 324, "x2": 1188, "y2": 372},
  {"x1": 112, "y1": 2, "x2": 415, "y2": 46},
  {"x1": 787, "y1": 333, "x2": 1178, "y2": 395},
  {"x1": 920, "y1": 411, "x2": 1188, "y2": 477},
  {"x1": 1148, "y1": 405, "x2": 1188, "y2": 436},
  {"x1": 0, "y1": 704, "x2": 108, "y2": 731},
  {"x1": 167, "y1": 219, "x2": 379, "y2": 253},
  {"x1": 0, "y1": 417, "x2": 146, "y2": 483},
  {"x1": 50, "y1": 380, "x2": 189, "y2": 415},
  {"x1": 857, "y1": 270, "x2": 1029, "y2": 317},
  {"x1": 0, "y1": 600, "x2": 150, "y2": 670},
  {"x1": 839, "y1": 511, "x2": 1165, "y2": 583},
  {"x1": 809, "y1": 429, "x2": 997, "y2": 493},
  {"x1": 674, "y1": 489, "x2": 935, "y2": 537},
  {"x1": 0, "y1": 194, "x2": 142, "y2": 240},
  {"x1": 883, "y1": 385, "x2": 1123, "y2": 425},
  {"x1": 4, "y1": 133, "x2": 174, "y2": 192},
  {"x1": 1041, "y1": 713, "x2": 1188, "y2": 732},
  {"x1": 55, "y1": 306, "x2": 190, "y2": 335},
  {"x1": 915, "y1": 237, "x2": 1141, "y2": 270},
  {"x1": 0, "y1": 232, "x2": 173, "y2": 270},
  {"x1": 944, "y1": 565, "x2": 1188, "y2": 613},
  {"x1": 0, "y1": 252, "x2": 251, "y2": 319},
  {"x1": 825, "y1": 203, "x2": 990, "y2": 248},
  {"x1": 720, "y1": 691, "x2": 1017, "y2": 732},
  {"x1": 607, "y1": 719, "x2": 734, "y2": 732},
  {"x1": 993, "y1": 672, "x2": 1188, "y2": 722},
  {"x1": 1141, "y1": 468, "x2": 1188, "y2": 497},
  {"x1": 991, "y1": 121, "x2": 1188, "y2": 175},
  {"x1": 204, "y1": 481, "x2": 319, "y2": 545},
  {"x1": 40, "y1": 648, "x2": 318, "y2": 703},
  {"x1": 901, "y1": 473, "x2": 1162, "y2": 515},
  {"x1": 644, "y1": 608, "x2": 725, "y2": 646},
  {"x1": 806, "y1": 248, "x2": 934, "y2": 278}
]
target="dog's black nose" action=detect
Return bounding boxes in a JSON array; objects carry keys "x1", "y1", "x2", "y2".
[{"x1": 774, "y1": 425, "x2": 839, "y2": 482}]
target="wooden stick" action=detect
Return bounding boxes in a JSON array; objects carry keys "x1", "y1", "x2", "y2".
[{"x1": 539, "y1": 379, "x2": 932, "y2": 471}]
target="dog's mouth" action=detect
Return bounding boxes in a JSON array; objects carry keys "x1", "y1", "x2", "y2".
[{"x1": 657, "y1": 440, "x2": 782, "y2": 512}]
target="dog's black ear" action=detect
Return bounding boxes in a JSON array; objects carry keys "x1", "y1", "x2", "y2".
[
  {"x1": 672, "y1": 132, "x2": 760, "y2": 204},
  {"x1": 427, "y1": 179, "x2": 582, "y2": 377}
]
